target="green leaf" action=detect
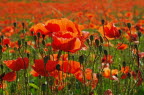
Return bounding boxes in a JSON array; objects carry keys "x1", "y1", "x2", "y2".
[{"x1": 29, "y1": 83, "x2": 39, "y2": 90}]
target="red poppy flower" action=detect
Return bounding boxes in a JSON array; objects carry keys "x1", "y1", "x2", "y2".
[
  {"x1": 2, "y1": 71, "x2": 16, "y2": 82},
  {"x1": 0, "y1": 82, "x2": 7, "y2": 89},
  {"x1": 45, "y1": 18, "x2": 82, "y2": 36},
  {"x1": 32, "y1": 59, "x2": 58, "y2": 76},
  {"x1": 102, "y1": 67, "x2": 118, "y2": 80},
  {"x1": 30, "y1": 70, "x2": 39, "y2": 77},
  {"x1": 116, "y1": 43, "x2": 128, "y2": 50},
  {"x1": 2, "y1": 38, "x2": 10, "y2": 45},
  {"x1": 30, "y1": 23, "x2": 49, "y2": 35},
  {"x1": 99, "y1": 23, "x2": 121, "y2": 40},
  {"x1": 50, "y1": 70, "x2": 66, "y2": 80},
  {"x1": 50, "y1": 54, "x2": 68, "y2": 61},
  {"x1": 120, "y1": 66, "x2": 130, "y2": 79},
  {"x1": 52, "y1": 32, "x2": 82, "y2": 52},
  {"x1": 74, "y1": 68, "x2": 98, "y2": 89},
  {"x1": 3, "y1": 57, "x2": 29, "y2": 71},
  {"x1": 102, "y1": 55, "x2": 113, "y2": 64},
  {"x1": 58, "y1": 60, "x2": 81, "y2": 74}
]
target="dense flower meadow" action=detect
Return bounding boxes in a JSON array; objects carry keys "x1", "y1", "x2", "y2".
[{"x1": 0, "y1": 0, "x2": 144, "y2": 95}]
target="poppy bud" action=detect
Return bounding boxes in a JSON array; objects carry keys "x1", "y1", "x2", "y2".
[
  {"x1": 127, "y1": 73, "x2": 131, "y2": 78},
  {"x1": 101, "y1": 19, "x2": 105, "y2": 25},
  {"x1": 0, "y1": 64, "x2": 3, "y2": 70},
  {"x1": 98, "y1": 45, "x2": 103, "y2": 53},
  {"x1": 134, "y1": 44, "x2": 137, "y2": 49},
  {"x1": 90, "y1": 35, "x2": 94, "y2": 42},
  {"x1": 1, "y1": 35, "x2": 4, "y2": 39},
  {"x1": 13, "y1": 22, "x2": 17, "y2": 27},
  {"x1": 127, "y1": 23, "x2": 131, "y2": 29},
  {"x1": 57, "y1": 50, "x2": 62, "y2": 61},
  {"x1": 86, "y1": 39, "x2": 90, "y2": 45},
  {"x1": 71, "y1": 55, "x2": 74, "y2": 60},
  {"x1": 56, "y1": 64, "x2": 61, "y2": 71},
  {"x1": 25, "y1": 42, "x2": 27, "y2": 47},
  {"x1": 42, "y1": 40, "x2": 45, "y2": 46},
  {"x1": 21, "y1": 39, "x2": 25, "y2": 44},
  {"x1": 43, "y1": 56, "x2": 49, "y2": 64},
  {"x1": 22, "y1": 29, "x2": 26, "y2": 34},
  {"x1": 31, "y1": 31, "x2": 34, "y2": 35},
  {"x1": 42, "y1": 35, "x2": 45, "y2": 39},
  {"x1": 37, "y1": 32, "x2": 41, "y2": 38},
  {"x1": 0, "y1": 45, "x2": 2, "y2": 52},
  {"x1": 79, "y1": 55, "x2": 84, "y2": 64},
  {"x1": 100, "y1": 36, "x2": 103, "y2": 43},
  {"x1": 138, "y1": 32, "x2": 141, "y2": 38},
  {"x1": 119, "y1": 29, "x2": 122, "y2": 34},
  {"x1": 27, "y1": 53, "x2": 30, "y2": 58},
  {"x1": 6, "y1": 44, "x2": 9, "y2": 48},
  {"x1": 97, "y1": 73, "x2": 102, "y2": 79},
  {"x1": 123, "y1": 61, "x2": 126, "y2": 67},
  {"x1": 104, "y1": 50, "x2": 108, "y2": 56},
  {"x1": 33, "y1": 35, "x2": 37, "y2": 41},
  {"x1": 41, "y1": 83, "x2": 46, "y2": 91},
  {"x1": 22, "y1": 22, "x2": 25, "y2": 29},
  {"x1": 0, "y1": 73, "x2": 5, "y2": 79},
  {"x1": 95, "y1": 39, "x2": 99, "y2": 46},
  {"x1": 18, "y1": 40, "x2": 21, "y2": 47}
]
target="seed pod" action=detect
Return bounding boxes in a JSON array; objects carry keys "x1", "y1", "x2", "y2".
[
  {"x1": 101, "y1": 19, "x2": 105, "y2": 25},
  {"x1": 95, "y1": 39, "x2": 99, "y2": 46},
  {"x1": 18, "y1": 40, "x2": 21, "y2": 47},
  {"x1": 37, "y1": 32, "x2": 41, "y2": 38},
  {"x1": 33, "y1": 35, "x2": 37, "y2": 41},
  {"x1": 43, "y1": 56, "x2": 49, "y2": 64},
  {"x1": 123, "y1": 61, "x2": 126, "y2": 67},
  {"x1": 99, "y1": 36, "x2": 103, "y2": 43},
  {"x1": 79, "y1": 55, "x2": 84, "y2": 64},
  {"x1": 42, "y1": 40, "x2": 45, "y2": 46},
  {"x1": 13, "y1": 22, "x2": 17, "y2": 27},
  {"x1": 104, "y1": 50, "x2": 108, "y2": 56},
  {"x1": 98, "y1": 45, "x2": 102, "y2": 53},
  {"x1": 127, "y1": 23, "x2": 131, "y2": 29},
  {"x1": 56, "y1": 64, "x2": 61, "y2": 71},
  {"x1": 90, "y1": 35, "x2": 94, "y2": 42}
]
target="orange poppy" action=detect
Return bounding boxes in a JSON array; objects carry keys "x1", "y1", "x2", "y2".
[
  {"x1": 74, "y1": 68, "x2": 98, "y2": 89},
  {"x1": 30, "y1": 23, "x2": 49, "y2": 36},
  {"x1": 51, "y1": 80, "x2": 67, "y2": 91},
  {"x1": 102, "y1": 67, "x2": 118, "y2": 80},
  {"x1": 50, "y1": 54, "x2": 68, "y2": 61},
  {"x1": 121, "y1": 66, "x2": 130, "y2": 79},
  {"x1": 58, "y1": 60, "x2": 81, "y2": 74},
  {"x1": 99, "y1": 23, "x2": 121, "y2": 40},
  {"x1": 2, "y1": 38, "x2": 10, "y2": 46},
  {"x1": 52, "y1": 32, "x2": 82, "y2": 52},
  {"x1": 30, "y1": 70, "x2": 39, "y2": 77},
  {"x1": 116, "y1": 43, "x2": 128, "y2": 50},
  {"x1": 3, "y1": 57, "x2": 29, "y2": 71},
  {"x1": 0, "y1": 82, "x2": 7, "y2": 89},
  {"x1": 102, "y1": 55, "x2": 113, "y2": 64},
  {"x1": 45, "y1": 18, "x2": 82, "y2": 36},
  {"x1": 49, "y1": 70, "x2": 66, "y2": 80},
  {"x1": 121, "y1": 66, "x2": 130, "y2": 74},
  {"x1": 32, "y1": 59, "x2": 58, "y2": 76},
  {"x1": 2, "y1": 71, "x2": 16, "y2": 82}
]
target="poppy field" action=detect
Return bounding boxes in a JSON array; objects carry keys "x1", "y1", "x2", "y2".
[{"x1": 0, "y1": 0, "x2": 144, "y2": 95}]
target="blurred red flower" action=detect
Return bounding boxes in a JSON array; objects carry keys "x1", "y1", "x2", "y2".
[
  {"x1": 32, "y1": 59, "x2": 58, "y2": 76},
  {"x1": 52, "y1": 32, "x2": 82, "y2": 52},
  {"x1": 99, "y1": 23, "x2": 121, "y2": 40},
  {"x1": 4, "y1": 57, "x2": 29, "y2": 71},
  {"x1": 2, "y1": 71, "x2": 16, "y2": 82}
]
